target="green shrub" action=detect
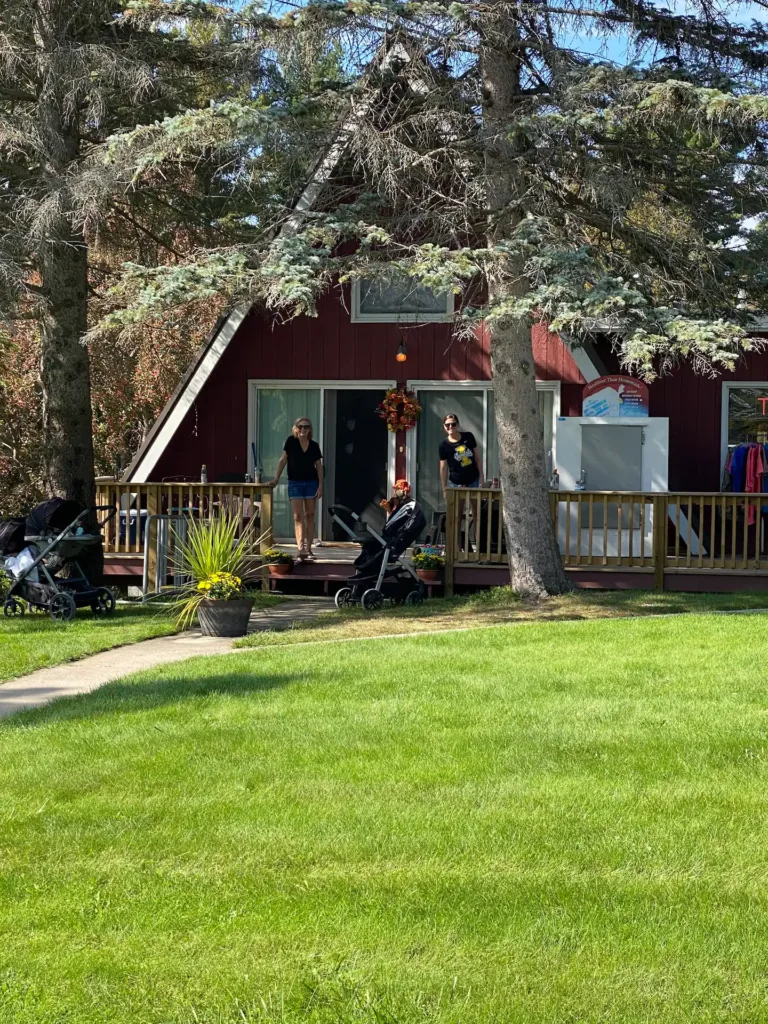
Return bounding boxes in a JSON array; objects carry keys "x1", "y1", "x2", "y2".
[{"x1": 263, "y1": 547, "x2": 294, "y2": 565}]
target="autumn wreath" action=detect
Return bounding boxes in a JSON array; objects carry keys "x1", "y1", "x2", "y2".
[{"x1": 376, "y1": 387, "x2": 422, "y2": 432}]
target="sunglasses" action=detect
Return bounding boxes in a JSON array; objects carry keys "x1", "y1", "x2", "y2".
[
  {"x1": 444, "y1": 421, "x2": 457, "y2": 428},
  {"x1": 297, "y1": 424, "x2": 311, "y2": 430}
]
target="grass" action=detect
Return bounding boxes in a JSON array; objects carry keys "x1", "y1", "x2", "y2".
[
  {"x1": 234, "y1": 585, "x2": 768, "y2": 648},
  {"x1": 0, "y1": 604, "x2": 179, "y2": 682},
  {"x1": 3, "y1": 613, "x2": 768, "y2": 1021}
]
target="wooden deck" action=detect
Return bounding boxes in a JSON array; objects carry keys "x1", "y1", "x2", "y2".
[{"x1": 98, "y1": 479, "x2": 768, "y2": 593}]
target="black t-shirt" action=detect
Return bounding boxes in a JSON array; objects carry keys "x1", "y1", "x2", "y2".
[
  {"x1": 439, "y1": 431, "x2": 479, "y2": 485},
  {"x1": 283, "y1": 436, "x2": 322, "y2": 481}
]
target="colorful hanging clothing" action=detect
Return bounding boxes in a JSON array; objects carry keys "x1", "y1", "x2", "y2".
[
  {"x1": 746, "y1": 444, "x2": 765, "y2": 523},
  {"x1": 728, "y1": 445, "x2": 749, "y2": 493}
]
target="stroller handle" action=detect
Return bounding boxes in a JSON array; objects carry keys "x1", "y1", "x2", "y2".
[{"x1": 92, "y1": 504, "x2": 117, "y2": 530}]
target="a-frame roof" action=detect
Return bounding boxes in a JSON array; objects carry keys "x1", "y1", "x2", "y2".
[{"x1": 124, "y1": 38, "x2": 420, "y2": 482}]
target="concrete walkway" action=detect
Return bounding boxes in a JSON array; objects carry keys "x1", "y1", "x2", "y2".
[{"x1": 0, "y1": 598, "x2": 334, "y2": 719}]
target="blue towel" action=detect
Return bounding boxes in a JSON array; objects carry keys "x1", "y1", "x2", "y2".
[{"x1": 730, "y1": 444, "x2": 749, "y2": 493}]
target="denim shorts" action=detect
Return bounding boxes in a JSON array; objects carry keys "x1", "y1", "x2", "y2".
[
  {"x1": 448, "y1": 478, "x2": 480, "y2": 489},
  {"x1": 288, "y1": 479, "x2": 319, "y2": 500}
]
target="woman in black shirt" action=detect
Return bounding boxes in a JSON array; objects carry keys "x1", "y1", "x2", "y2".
[
  {"x1": 271, "y1": 417, "x2": 324, "y2": 561},
  {"x1": 439, "y1": 413, "x2": 484, "y2": 493}
]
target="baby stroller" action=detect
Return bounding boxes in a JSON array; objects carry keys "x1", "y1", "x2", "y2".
[
  {"x1": 330, "y1": 498, "x2": 426, "y2": 611},
  {"x1": 1, "y1": 498, "x2": 116, "y2": 621}
]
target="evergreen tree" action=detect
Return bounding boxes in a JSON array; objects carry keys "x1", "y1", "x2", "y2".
[
  {"x1": 0, "y1": 0, "x2": 286, "y2": 508},
  {"x1": 91, "y1": 0, "x2": 768, "y2": 595}
]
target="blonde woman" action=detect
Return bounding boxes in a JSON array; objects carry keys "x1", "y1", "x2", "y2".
[{"x1": 271, "y1": 417, "x2": 324, "y2": 561}]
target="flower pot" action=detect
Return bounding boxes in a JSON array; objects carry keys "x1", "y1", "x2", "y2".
[
  {"x1": 197, "y1": 598, "x2": 254, "y2": 637},
  {"x1": 268, "y1": 562, "x2": 292, "y2": 576},
  {"x1": 416, "y1": 569, "x2": 441, "y2": 583}
]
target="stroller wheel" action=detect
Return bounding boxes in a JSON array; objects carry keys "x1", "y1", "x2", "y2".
[
  {"x1": 361, "y1": 588, "x2": 384, "y2": 612},
  {"x1": 3, "y1": 598, "x2": 24, "y2": 617},
  {"x1": 91, "y1": 587, "x2": 116, "y2": 616},
  {"x1": 49, "y1": 592, "x2": 77, "y2": 622},
  {"x1": 405, "y1": 589, "x2": 424, "y2": 607},
  {"x1": 334, "y1": 587, "x2": 353, "y2": 610}
]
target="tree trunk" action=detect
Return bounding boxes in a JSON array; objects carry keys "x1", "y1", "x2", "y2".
[
  {"x1": 482, "y1": 5, "x2": 571, "y2": 597},
  {"x1": 40, "y1": 232, "x2": 95, "y2": 510},
  {"x1": 35, "y1": 20, "x2": 101, "y2": 581},
  {"x1": 35, "y1": 11, "x2": 96, "y2": 513}
]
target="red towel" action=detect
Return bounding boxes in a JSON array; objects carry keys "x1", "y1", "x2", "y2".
[{"x1": 745, "y1": 444, "x2": 765, "y2": 524}]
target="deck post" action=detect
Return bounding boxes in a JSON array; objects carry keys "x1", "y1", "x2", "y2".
[
  {"x1": 444, "y1": 489, "x2": 457, "y2": 597},
  {"x1": 652, "y1": 493, "x2": 667, "y2": 591},
  {"x1": 259, "y1": 485, "x2": 273, "y2": 554},
  {"x1": 146, "y1": 487, "x2": 159, "y2": 593}
]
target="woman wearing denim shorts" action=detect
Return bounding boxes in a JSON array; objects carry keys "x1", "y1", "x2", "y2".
[{"x1": 271, "y1": 417, "x2": 323, "y2": 561}]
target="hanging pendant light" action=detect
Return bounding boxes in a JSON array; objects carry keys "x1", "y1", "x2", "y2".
[{"x1": 395, "y1": 340, "x2": 408, "y2": 363}]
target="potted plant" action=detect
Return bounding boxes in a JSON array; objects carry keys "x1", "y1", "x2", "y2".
[
  {"x1": 263, "y1": 547, "x2": 294, "y2": 576},
  {"x1": 412, "y1": 551, "x2": 444, "y2": 583},
  {"x1": 172, "y1": 514, "x2": 265, "y2": 637}
]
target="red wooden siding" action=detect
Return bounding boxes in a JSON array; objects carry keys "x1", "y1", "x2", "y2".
[
  {"x1": 589, "y1": 338, "x2": 768, "y2": 491},
  {"x1": 153, "y1": 291, "x2": 586, "y2": 481}
]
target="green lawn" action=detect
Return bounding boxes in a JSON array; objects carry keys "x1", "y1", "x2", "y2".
[
  {"x1": 235, "y1": 585, "x2": 768, "y2": 648},
  {"x1": 0, "y1": 605, "x2": 177, "y2": 681},
  {"x1": 3, "y1": 613, "x2": 768, "y2": 1022}
]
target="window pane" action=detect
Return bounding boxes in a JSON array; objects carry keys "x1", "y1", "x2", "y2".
[
  {"x1": 416, "y1": 390, "x2": 484, "y2": 531},
  {"x1": 728, "y1": 386, "x2": 768, "y2": 449},
  {"x1": 256, "y1": 388, "x2": 321, "y2": 540},
  {"x1": 487, "y1": 388, "x2": 554, "y2": 483},
  {"x1": 359, "y1": 277, "x2": 447, "y2": 315}
]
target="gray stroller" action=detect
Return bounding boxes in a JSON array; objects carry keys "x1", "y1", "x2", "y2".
[{"x1": 1, "y1": 498, "x2": 116, "y2": 621}]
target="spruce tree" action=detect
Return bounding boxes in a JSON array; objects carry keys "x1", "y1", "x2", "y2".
[{"x1": 0, "y1": 0, "x2": 279, "y2": 508}]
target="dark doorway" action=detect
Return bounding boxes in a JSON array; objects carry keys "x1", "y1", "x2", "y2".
[{"x1": 325, "y1": 389, "x2": 389, "y2": 540}]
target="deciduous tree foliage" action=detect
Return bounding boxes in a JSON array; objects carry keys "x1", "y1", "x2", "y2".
[{"x1": 66, "y1": 1, "x2": 768, "y2": 592}]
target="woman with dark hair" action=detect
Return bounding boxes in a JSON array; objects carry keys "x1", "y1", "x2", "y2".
[
  {"x1": 271, "y1": 417, "x2": 323, "y2": 561},
  {"x1": 439, "y1": 413, "x2": 483, "y2": 494}
]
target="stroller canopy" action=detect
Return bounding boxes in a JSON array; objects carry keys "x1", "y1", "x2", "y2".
[
  {"x1": 25, "y1": 498, "x2": 83, "y2": 538},
  {"x1": 382, "y1": 499, "x2": 426, "y2": 557},
  {"x1": 0, "y1": 517, "x2": 26, "y2": 556}
]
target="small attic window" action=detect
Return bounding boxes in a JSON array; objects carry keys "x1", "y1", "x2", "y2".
[{"x1": 351, "y1": 276, "x2": 452, "y2": 323}]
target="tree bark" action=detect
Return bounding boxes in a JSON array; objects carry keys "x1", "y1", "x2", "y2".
[
  {"x1": 481, "y1": 4, "x2": 571, "y2": 597},
  {"x1": 35, "y1": 7, "x2": 96, "y2": 513},
  {"x1": 40, "y1": 232, "x2": 95, "y2": 511},
  {"x1": 35, "y1": 10, "x2": 101, "y2": 581}
]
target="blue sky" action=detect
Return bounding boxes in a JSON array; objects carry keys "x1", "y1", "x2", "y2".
[{"x1": 261, "y1": 0, "x2": 768, "y2": 63}]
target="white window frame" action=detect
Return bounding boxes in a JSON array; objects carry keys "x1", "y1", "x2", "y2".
[
  {"x1": 405, "y1": 379, "x2": 561, "y2": 495},
  {"x1": 247, "y1": 379, "x2": 397, "y2": 540},
  {"x1": 721, "y1": 381, "x2": 768, "y2": 475},
  {"x1": 350, "y1": 278, "x2": 453, "y2": 324}
]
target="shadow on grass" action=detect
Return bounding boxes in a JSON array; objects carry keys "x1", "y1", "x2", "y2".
[{"x1": 1, "y1": 662, "x2": 312, "y2": 731}]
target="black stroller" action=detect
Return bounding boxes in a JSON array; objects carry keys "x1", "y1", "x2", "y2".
[
  {"x1": 330, "y1": 499, "x2": 426, "y2": 611},
  {"x1": 1, "y1": 498, "x2": 116, "y2": 621}
]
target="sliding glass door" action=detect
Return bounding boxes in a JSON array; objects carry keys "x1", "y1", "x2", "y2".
[
  {"x1": 414, "y1": 385, "x2": 558, "y2": 531},
  {"x1": 416, "y1": 389, "x2": 485, "y2": 529},
  {"x1": 255, "y1": 388, "x2": 321, "y2": 539}
]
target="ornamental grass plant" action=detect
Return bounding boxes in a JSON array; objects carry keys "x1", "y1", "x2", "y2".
[{"x1": 171, "y1": 514, "x2": 267, "y2": 629}]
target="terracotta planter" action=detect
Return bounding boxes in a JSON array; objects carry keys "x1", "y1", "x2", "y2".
[
  {"x1": 268, "y1": 562, "x2": 293, "y2": 576},
  {"x1": 416, "y1": 568, "x2": 441, "y2": 583},
  {"x1": 198, "y1": 598, "x2": 254, "y2": 637}
]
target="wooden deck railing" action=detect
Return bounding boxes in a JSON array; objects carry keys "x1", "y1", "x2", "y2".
[
  {"x1": 444, "y1": 487, "x2": 768, "y2": 592},
  {"x1": 95, "y1": 479, "x2": 275, "y2": 556}
]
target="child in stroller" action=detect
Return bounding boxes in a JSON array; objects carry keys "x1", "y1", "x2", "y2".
[
  {"x1": 330, "y1": 480, "x2": 426, "y2": 611},
  {"x1": 1, "y1": 498, "x2": 116, "y2": 621}
]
